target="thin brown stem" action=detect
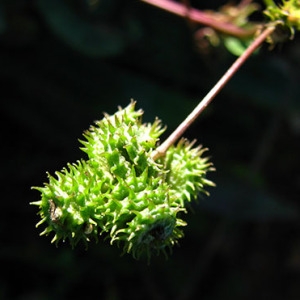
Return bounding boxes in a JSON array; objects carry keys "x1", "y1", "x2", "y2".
[
  {"x1": 141, "y1": 0, "x2": 257, "y2": 38},
  {"x1": 151, "y1": 25, "x2": 276, "y2": 160}
]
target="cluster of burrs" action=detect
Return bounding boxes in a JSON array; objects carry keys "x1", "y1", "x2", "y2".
[{"x1": 31, "y1": 101, "x2": 214, "y2": 260}]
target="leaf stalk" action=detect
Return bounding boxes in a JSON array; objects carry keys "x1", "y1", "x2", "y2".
[{"x1": 152, "y1": 25, "x2": 275, "y2": 160}]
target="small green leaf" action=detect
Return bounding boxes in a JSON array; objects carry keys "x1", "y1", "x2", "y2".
[{"x1": 224, "y1": 37, "x2": 252, "y2": 56}]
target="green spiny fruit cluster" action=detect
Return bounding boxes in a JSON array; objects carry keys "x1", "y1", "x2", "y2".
[
  {"x1": 264, "y1": 0, "x2": 300, "y2": 41},
  {"x1": 31, "y1": 101, "x2": 214, "y2": 260}
]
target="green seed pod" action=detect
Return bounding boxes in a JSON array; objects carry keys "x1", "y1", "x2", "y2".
[{"x1": 31, "y1": 101, "x2": 214, "y2": 260}]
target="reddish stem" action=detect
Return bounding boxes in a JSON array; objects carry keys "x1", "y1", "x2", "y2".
[
  {"x1": 141, "y1": 0, "x2": 257, "y2": 38},
  {"x1": 151, "y1": 25, "x2": 275, "y2": 160}
]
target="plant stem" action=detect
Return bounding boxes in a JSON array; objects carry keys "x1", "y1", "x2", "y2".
[
  {"x1": 151, "y1": 25, "x2": 275, "y2": 160},
  {"x1": 141, "y1": 0, "x2": 256, "y2": 38}
]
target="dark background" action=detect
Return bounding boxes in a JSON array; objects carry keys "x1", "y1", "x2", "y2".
[{"x1": 1, "y1": 0, "x2": 300, "y2": 299}]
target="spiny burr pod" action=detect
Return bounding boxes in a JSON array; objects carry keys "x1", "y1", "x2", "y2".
[{"x1": 31, "y1": 101, "x2": 214, "y2": 260}]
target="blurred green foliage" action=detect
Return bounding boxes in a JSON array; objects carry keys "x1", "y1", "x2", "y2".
[
  {"x1": 37, "y1": 0, "x2": 125, "y2": 56},
  {"x1": 1, "y1": 0, "x2": 300, "y2": 299}
]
